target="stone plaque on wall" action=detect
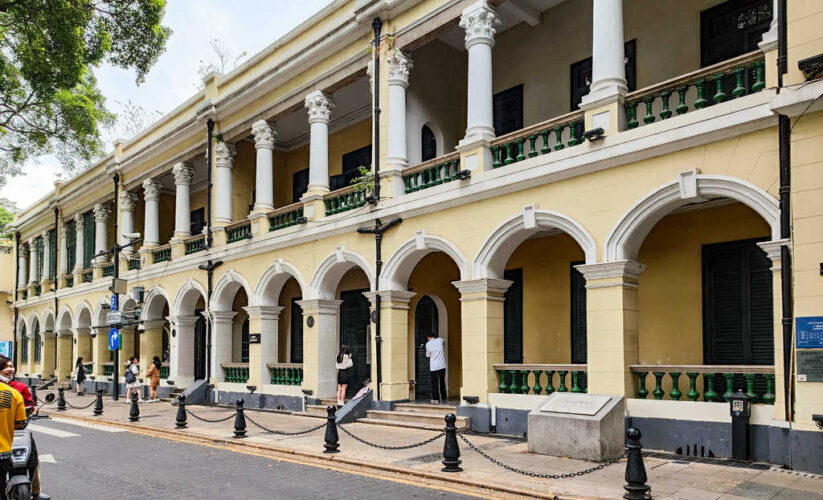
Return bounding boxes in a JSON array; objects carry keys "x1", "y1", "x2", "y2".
[{"x1": 797, "y1": 350, "x2": 823, "y2": 382}]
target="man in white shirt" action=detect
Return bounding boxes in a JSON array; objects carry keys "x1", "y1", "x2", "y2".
[{"x1": 425, "y1": 335, "x2": 447, "y2": 404}]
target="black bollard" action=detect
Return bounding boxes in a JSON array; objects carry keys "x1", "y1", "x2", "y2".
[
  {"x1": 323, "y1": 405, "x2": 339, "y2": 454},
  {"x1": 441, "y1": 413, "x2": 462, "y2": 472},
  {"x1": 93, "y1": 388, "x2": 104, "y2": 416},
  {"x1": 56, "y1": 387, "x2": 66, "y2": 411},
  {"x1": 623, "y1": 428, "x2": 651, "y2": 500},
  {"x1": 129, "y1": 391, "x2": 140, "y2": 422},
  {"x1": 233, "y1": 399, "x2": 247, "y2": 438},
  {"x1": 175, "y1": 395, "x2": 187, "y2": 429}
]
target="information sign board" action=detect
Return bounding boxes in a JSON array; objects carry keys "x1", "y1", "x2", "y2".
[{"x1": 797, "y1": 317, "x2": 823, "y2": 348}]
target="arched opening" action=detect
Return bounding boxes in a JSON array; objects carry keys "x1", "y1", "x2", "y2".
[
  {"x1": 173, "y1": 281, "x2": 208, "y2": 385},
  {"x1": 337, "y1": 268, "x2": 371, "y2": 398},
  {"x1": 19, "y1": 324, "x2": 28, "y2": 367},
  {"x1": 41, "y1": 311, "x2": 56, "y2": 378},
  {"x1": 71, "y1": 305, "x2": 92, "y2": 382},
  {"x1": 421, "y1": 124, "x2": 437, "y2": 162},
  {"x1": 210, "y1": 272, "x2": 251, "y2": 383}
]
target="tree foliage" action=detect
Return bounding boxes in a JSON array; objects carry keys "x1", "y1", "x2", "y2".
[
  {"x1": 0, "y1": 198, "x2": 17, "y2": 239},
  {"x1": 0, "y1": 0, "x2": 171, "y2": 185}
]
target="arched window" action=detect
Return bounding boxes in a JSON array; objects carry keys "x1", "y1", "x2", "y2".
[
  {"x1": 33, "y1": 325, "x2": 41, "y2": 363},
  {"x1": 20, "y1": 327, "x2": 28, "y2": 363},
  {"x1": 241, "y1": 317, "x2": 250, "y2": 363},
  {"x1": 421, "y1": 125, "x2": 436, "y2": 162},
  {"x1": 414, "y1": 296, "x2": 439, "y2": 399}
]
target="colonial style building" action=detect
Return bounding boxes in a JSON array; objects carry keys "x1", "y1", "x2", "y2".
[{"x1": 7, "y1": 0, "x2": 823, "y2": 473}]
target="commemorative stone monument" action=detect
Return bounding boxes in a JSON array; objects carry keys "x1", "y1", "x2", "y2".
[{"x1": 528, "y1": 393, "x2": 624, "y2": 461}]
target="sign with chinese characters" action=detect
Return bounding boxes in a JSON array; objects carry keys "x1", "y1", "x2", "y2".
[
  {"x1": 248, "y1": 333, "x2": 261, "y2": 344},
  {"x1": 797, "y1": 350, "x2": 823, "y2": 383},
  {"x1": 540, "y1": 393, "x2": 610, "y2": 416},
  {"x1": 797, "y1": 317, "x2": 823, "y2": 348}
]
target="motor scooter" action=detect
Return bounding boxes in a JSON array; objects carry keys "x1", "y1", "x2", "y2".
[{"x1": 5, "y1": 392, "x2": 54, "y2": 500}]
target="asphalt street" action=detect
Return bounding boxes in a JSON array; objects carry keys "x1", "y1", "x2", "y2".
[{"x1": 28, "y1": 417, "x2": 479, "y2": 499}]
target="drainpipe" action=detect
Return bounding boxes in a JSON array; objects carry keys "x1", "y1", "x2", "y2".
[
  {"x1": 207, "y1": 119, "x2": 214, "y2": 248},
  {"x1": 199, "y1": 259, "x2": 222, "y2": 382},
  {"x1": 776, "y1": 0, "x2": 793, "y2": 422},
  {"x1": 12, "y1": 232, "x2": 19, "y2": 367},
  {"x1": 371, "y1": 18, "x2": 382, "y2": 202},
  {"x1": 53, "y1": 206, "x2": 59, "y2": 379}
]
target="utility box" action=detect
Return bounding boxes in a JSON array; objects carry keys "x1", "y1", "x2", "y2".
[{"x1": 729, "y1": 390, "x2": 752, "y2": 461}]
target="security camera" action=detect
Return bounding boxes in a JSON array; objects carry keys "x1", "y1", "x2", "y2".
[{"x1": 122, "y1": 232, "x2": 141, "y2": 240}]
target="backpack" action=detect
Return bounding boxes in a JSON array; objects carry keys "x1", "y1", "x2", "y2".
[{"x1": 124, "y1": 366, "x2": 136, "y2": 384}]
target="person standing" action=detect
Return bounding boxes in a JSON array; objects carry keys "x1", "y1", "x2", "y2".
[
  {"x1": 335, "y1": 345, "x2": 353, "y2": 406},
  {"x1": 74, "y1": 357, "x2": 86, "y2": 395},
  {"x1": 124, "y1": 357, "x2": 142, "y2": 402},
  {"x1": 0, "y1": 356, "x2": 30, "y2": 498},
  {"x1": 145, "y1": 356, "x2": 161, "y2": 402},
  {"x1": 426, "y1": 334, "x2": 447, "y2": 404}
]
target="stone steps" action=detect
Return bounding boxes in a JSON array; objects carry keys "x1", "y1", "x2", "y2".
[
  {"x1": 393, "y1": 402, "x2": 458, "y2": 414},
  {"x1": 361, "y1": 409, "x2": 469, "y2": 431}
]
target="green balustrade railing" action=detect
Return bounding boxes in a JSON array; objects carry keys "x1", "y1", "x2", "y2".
[
  {"x1": 493, "y1": 364, "x2": 588, "y2": 395},
  {"x1": 267, "y1": 363, "x2": 304, "y2": 386},
  {"x1": 630, "y1": 365, "x2": 775, "y2": 405},
  {"x1": 402, "y1": 154, "x2": 461, "y2": 194},
  {"x1": 489, "y1": 112, "x2": 585, "y2": 170},
  {"x1": 103, "y1": 363, "x2": 113, "y2": 377},
  {"x1": 226, "y1": 221, "x2": 252, "y2": 243},
  {"x1": 128, "y1": 258, "x2": 141, "y2": 271},
  {"x1": 624, "y1": 52, "x2": 765, "y2": 130},
  {"x1": 222, "y1": 364, "x2": 250, "y2": 383},
  {"x1": 102, "y1": 263, "x2": 114, "y2": 277},
  {"x1": 184, "y1": 235, "x2": 207, "y2": 254},
  {"x1": 324, "y1": 188, "x2": 369, "y2": 216},
  {"x1": 33, "y1": 283, "x2": 41, "y2": 296},
  {"x1": 64, "y1": 276, "x2": 73, "y2": 288},
  {"x1": 82, "y1": 269, "x2": 93, "y2": 283},
  {"x1": 269, "y1": 205, "x2": 305, "y2": 232},
  {"x1": 152, "y1": 246, "x2": 171, "y2": 263},
  {"x1": 160, "y1": 364, "x2": 170, "y2": 379}
]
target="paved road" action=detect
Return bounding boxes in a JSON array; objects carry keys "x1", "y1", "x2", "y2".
[{"x1": 29, "y1": 417, "x2": 477, "y2": 499}]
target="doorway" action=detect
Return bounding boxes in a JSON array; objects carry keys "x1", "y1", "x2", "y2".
[
  {"x1": 414, "y1": 296, "x2": 439, "y2": 400},
  {"x1": 339, "y1": 290, "x2": 370, "y2": 397},
  {"x1": 194, "y1": 312, "x2": 207, "y2": 381}
]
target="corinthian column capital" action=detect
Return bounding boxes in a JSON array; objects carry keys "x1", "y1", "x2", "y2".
[
  {"x1": 215, "y1": 142, "x2": 236, "y2": 169},
  {"x1": 460, "y1": 1, "x2": 500, "y2": 49},
  {"x1": 172, "y1": 161, "x2": 195, "y2": 186},
  {"x1": 252, "y1": 120, "x2": 276, "y2": 150},
  {"x1": 386, "y1": 52, "x2": 413, "y2": 88},
  {"x1": 304, "y1": 90, "x2": 334, "y2": 124}
]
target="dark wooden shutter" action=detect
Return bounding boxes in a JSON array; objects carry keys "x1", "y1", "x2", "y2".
[
  {"x1": 493, "y1": 85, "x2": 523, "y2": 136},
  {"x1": 48, "y1": 229, "x2": 57, "y2": 280},
  {"x1": 415, "y1": 296, "x2": 439, "y2": 398},
  {"x1": 34, "y1": 324, "x2": 41, "y2": 363},
  {"x1": 65, "y1": 219, "x2": 76, "y2": 272},
  {"x1": 421, "y1": 125, "x2": 437, "y2": 162},
  {"x1": 292, "y1": 168, "x2": 309, "y2": 203},
  {"x1": 194, "y1": 312, "x2": 206, "y2": 380},
  {"x1": 290, "y1": 298, "x2": 304, "y2": 364},
  {"x1": 700, "y1": 0, "x2": 772, "y2": 67},
  {"x1": 570, "y1": 40, "x2": 636, "y2": 111},
  {"x1": 570, "y1": 261, "x2": 587, "y2": 364},
  {"x1": 503, "y1": 268, "x2": 523, "y2": 364},
  {"x1": 339, "y1": 290, "x2": 371, "y2": 396},
  {"x1": 82, "y1": 211, "x2": 95, "y2": 269},
  {"x1": 20, "y1": 328, "x2": 27, "y2": 363},
  {"x1": 190, "y1": 207, "x2": 205, "y2": 235},
  {"x1": 341, "y1": 145, "x2": 372, "y2": 186},
  {"x1": 241, "y1": 317, "x2": 250, "y2": 363}
]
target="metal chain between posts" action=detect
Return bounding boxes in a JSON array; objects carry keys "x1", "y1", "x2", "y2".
[
  {"x1": 338, "y1": 424, "x2": 445, "y2": 450},
  {"x1": 32, "y1": 378, "x2": 56, "y2": 391},
  {"x1": 185, "y1": 408, "x2": 237, "y2": 424},
  {"x1": 244, "y1": 414, "x2": 326, "y2": 436},
  {"x1": 64, "y1": 398, "x2": 97, "y2": 410},
  {"x1": 457, "y1": 433, "x2": 625, "y2": 479}
]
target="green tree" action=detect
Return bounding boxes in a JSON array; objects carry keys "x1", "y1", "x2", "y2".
[
  {"x1": 0, "y1": 198, "x2": 17, "y2": 239},
  {"x1": 0, "y1": 0, "x2": 172, "y2": 185}
]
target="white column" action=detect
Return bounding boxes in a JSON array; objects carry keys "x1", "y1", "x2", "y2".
[
  {"x1": 210, "y1": 311, "x2": 236, "y2": 382},
  {"x1": 119, "y1": 191, "x2": 137, "y2": 255},
  {"x1": 252, "y1": 120, "x2": 276, "y2": 212},
  {"x1": 58, "y1": 226, "x2": 67, "y2": 277},
  {"x1": 18, "y1": 245, "x2": 28, "y2": 287},
  {"x1": 297, "y1": 299, "x2": 341, "y2": 399},
  {"x1": 41, "y1": 230, "x2": 50, "y2": 281},
  {"x1": 759, "y1": 0, "x2": 778, "y2": 50},
  {"x1": 459, "y1": 1, "x2": 499, "y2": 145},
  {"x1": 214, "y1": 142, "x2": 236, "y2": 225},
  {"x1": 386, "y1": 52, "x2": 412, "y2": 170},
  {"x1": 28, "y1": 238, "x2": 37, "y2": 284},
  {"x1": 170, "y1": 316, "x2": 197, "y2": 387},
  {"x1": 172, "y1": 162, "x2": 195, "y2": 238},
  {"x1": 142, "y1": 179, "x2": 160, "y2": 247},
  {"x1": 93, "y1": 203, "x2": 110, "y2": 264},
  {"x1": 581, "y1": 0, "x2": 627, "y2": 108},
  {"x1": 73, "y1": 214, "x2": 84, "y2": 272},
  {"x1": 304, "y1": 91, "x2": 334, "y2": 194},
  {"x1": 244, "y1": 306, "x2": 283, "y2": 387}
]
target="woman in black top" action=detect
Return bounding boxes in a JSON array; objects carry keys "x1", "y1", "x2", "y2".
[
  {"x1": 74, "y1": 357, "x2": 86, "y2": 395},
  {"x1": 335, "y1": 345, "x2": 352, "y2": 406}
]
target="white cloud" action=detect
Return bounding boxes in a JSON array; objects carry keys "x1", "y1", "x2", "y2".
[{"x1": 1, "y1": 0, "x2": 331, "y2": 211}]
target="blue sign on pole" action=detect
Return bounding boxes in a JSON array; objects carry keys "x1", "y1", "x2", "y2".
[
  {"x1": 111, "y1": 294, "x2": 118, "y2": 312},
  {"x1": 0, "y1": 342, "x2": 12, "y2": 358},
  {"x1": 796, "y1": 316, "x2": 823, "y2": 349},
  {"x1": 108, "y1": 327, "x2": 120, "y2": 351}
]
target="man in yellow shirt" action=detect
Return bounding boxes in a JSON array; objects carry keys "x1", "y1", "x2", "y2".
[{"x1": 0, "y1": 355, "x2": 28, "y2": 498}]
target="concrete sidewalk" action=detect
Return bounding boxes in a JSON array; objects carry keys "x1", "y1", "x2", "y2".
[{"x1": 45, "y1": 393, "x2": 823, "y2": 500}]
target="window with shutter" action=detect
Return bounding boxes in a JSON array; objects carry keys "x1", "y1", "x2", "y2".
[
  {"x1": 503, "y1": 268, "x2": 523, "y2": 364},
  {"x1": 66, "y1": 220, "x2": 76, "y2": 272},
  {"x1": 493, "y1": 85, "x2": 523, "y2": 136},
  {"x1": 341, "y1": 145, "x2": 372, "y2": 186},
  {"x1": 292, "y1": 168, "x2": 309, "y2": 203},
  {"x1": 33, "y1": 324, "x2": 41, "y2": 363},
  {"x1": 190, "y1": 207, "x2": 205, "y2": 236},
  {"x1": 20, "y1": 328, "x2": 27, "y2": 363},
  {"x1": 700, "y1": 0, "x2": 772, "y2": 67},
  {"x1": 48, "y1": 229, "x2": 57, "y2": 280},
  {"x1": 339, "y1": 290, "x2": 370, "y2": 397},
  {"x1": 570, "y1": 261, "x2": 587, "y2": 364},
  {"x1": 414, "y1": 296, "x2": 439, "y2": 399},
  {"x1": 290, "y1": 298, "x2": 303, "y2": 363},
  {"x1": 421, "y1": 125, "x2": 436, "y2": 162},
  {"x1": 82, "y1": 211, "x2": 95, "y2": 269},
  {"x1": 241, "y1": 317, "x2": 250, "y2": 363},
  {"x1": 34, "y1": 237, "x2": 44, "y2": 281},
  {"x1": 194, "y1": 312, "x2": 207, "y2": 380}
]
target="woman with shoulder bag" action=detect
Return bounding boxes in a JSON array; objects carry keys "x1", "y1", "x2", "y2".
[
  {"x1": 335, "y1": 345, "x2": 353, "y2": 406},
  {"x1": 124, "y1": 357, "x2": 142, "y2": 402}
]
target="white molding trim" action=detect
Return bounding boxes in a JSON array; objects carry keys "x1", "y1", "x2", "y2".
[
  {"x1": 575, "y1": 260, "x2": 647, "y2": 281},
  {"x1": 92, "y1": 296, "x2": 111, "y2": 326},
  {"x1": 380, "y1": 232, "x2": 468, "y2": 290},
  {"x1": 26, "y1": 312, "x2": 40, "y2": 333},
  {"x1": 143, "y1": 285, "x2": 171, "y2": 321},
  {"x1": 211, "y1": 269, "x2": 252, "y2": 312},
  {"x1": 172, "y1": 278, "x2": 208, "y2": 317},
  {"x1": 452, "y1": 278, "x2": 513, "y2": 295},
  {"x1": 472, "y1": 206, "x2": 597, "y2": 279},
  {"x1": 605, "y1": 174, "x2": 780, "y2": 262},
  {"x1": 252, "y1": 258, "x2": 308, "y2": 307},
  {"x1": 309, "y1": 246, "x2": 375, "y2": 300},
  {"x1": 757, "y1": 238, "x2": 790, "y2": 270},
  {"x1": 56, "y1": 305, "x2": 73, "y2": 332},
  {"x1": 73, "y1": 300, "x2": 93, "y2": 330}
]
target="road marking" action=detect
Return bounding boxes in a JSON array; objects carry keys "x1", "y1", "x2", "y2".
[
  {"x1": 50, "y1": 417, "x2": 125, "y2": 433},
  {"x1": 39, "y1": 454, "x2": 56, "y2": 464},
  {"x1": 27, "y1": 424, "x2": 79, "y2": 438}
]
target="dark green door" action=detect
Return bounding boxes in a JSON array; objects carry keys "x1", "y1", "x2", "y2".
[
  {"x1": 194, "y1": 312, "x2": 207, "y2": 380},
  {"x1": 339, "y1": 290, "x2": 370, "y2": 397},
  {"x1": 570, "y1": 261, "x2": 588, "y2": 391},
  {"x1": 503, "y1": 269, "x2": 523, "y2": 364},
  {"x1": 414, "y1": 296, "x2": 438, "y2": 400},
  {"x1": 290, "y1": 298, "x2": 303, "y2": 363}
]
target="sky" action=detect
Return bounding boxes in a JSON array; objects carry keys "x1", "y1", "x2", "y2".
[{"x1": 0, "y1": 0, "x2": 331, "y2": 211}]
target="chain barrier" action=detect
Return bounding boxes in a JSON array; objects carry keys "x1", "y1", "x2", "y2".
[
  {"x1": 244, "y1": 414, "x2": 326, "y2": 436},
  {"x1": 32, "y1": 378, "x2": 57, "y2": 391},
  {"x1": 186, "y1": 408, "x2": 236, "y2": 424},
  {"x1": 64, "y1": 398, "x2": 97, "y2": 410},
  {"x1": 338, "y1": 424, "x2": 445, "y2": 450},
  {"x1": 457, "y1": 433, "x2": 624, "y2": 479}
]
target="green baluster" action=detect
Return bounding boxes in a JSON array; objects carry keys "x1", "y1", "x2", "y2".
[
  {"x1": 557, "y1": 371, "x2": 568, "y2": 392},
  {"x1": 491, "y1": 146, "x2": 501, "y2": 169},
  {"x1": 452, "y1": 159, "x2": 460, "y2": 180},
  {"x1": 732, "y1": 67, "x2": 746, "y2": 98},
  {"x1": 297, "y1": 368, "x2": 303, "y2": 385},
  {"x1": 722, "y1": 373, "x2": 734, "y2": 402},
  {"x1": 498, "y1": 369, "x2": 507, "y2": 393},
  {"x1": 694, "y1": 80, "x2": 707, "y2": 109},
  {"x1": 567, "y1": 122, "x2": 581, "y2": 146},
  {"x1": 686, "y1": 373, "x2": 699, "y2": 401},
  {"x1": 643, "y1": 96, "x2": 655, "y2": 124},
  {"x1": 520, "y1": 370, "x2": 530, "y2": 394},
  {"x1": 659, "y1": 90, "x2": 672, "y2": 120},
  {"x1": 669, "y1": 372, "x2": 682, "y2": 400},
  {"x1": 544, "y1": 370, "x2": 555, "y2": 394},
  {"x1": 751, "y1": 60, "x2": 765, "y2": 92},
  {"x1": 571, "y1": 371, "x2": 582, "y2": 393},
  {"x1": 269, "y1": 368, "x2": 275, "y2": 384},
  {"x1": 532, "y1": 370, "x2": 542, "y2": 395},
  {"x1": 527, "y1": 135, "x2": 538, "y2": 158},
  {"x1": 652, "y1": 372, "x2": 664, "y2": 400},
  {"x1": 676, "y1": 86, "x2": 689, "y2": 115},
  {"x1": 508, "y1": 370, "x2": 518, "y2": 393},
  {"x1": 514, "y1": 138, "x2": 526, "y2": 162},
  {"x1": 744, "y1": 373, "x2": 757, "y2": 401},
  {"x1": 625, "y1": 102, "x2": 639, "y2": 129},
  {"x1": 540, "y1": 130, "x2": 551, "y2": 154},
  {"x1": 704, "y1": 373, "x2": 718, "y2": 402},
  {"x1": 713, "y1": 73, "x2": 726, "y2": 104},
  {"x1": 503, "y1": 143, "x2": 514, "y2": 165},
  {"x1": 763, "y1": 374, "x2": 775, "y2": 405},
  {"x1": 636, "y1": 371, "x2": 649, "y2": 399},
  {"x1": 553, "y1": 126, "x2": 565, "y2": 151}
]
